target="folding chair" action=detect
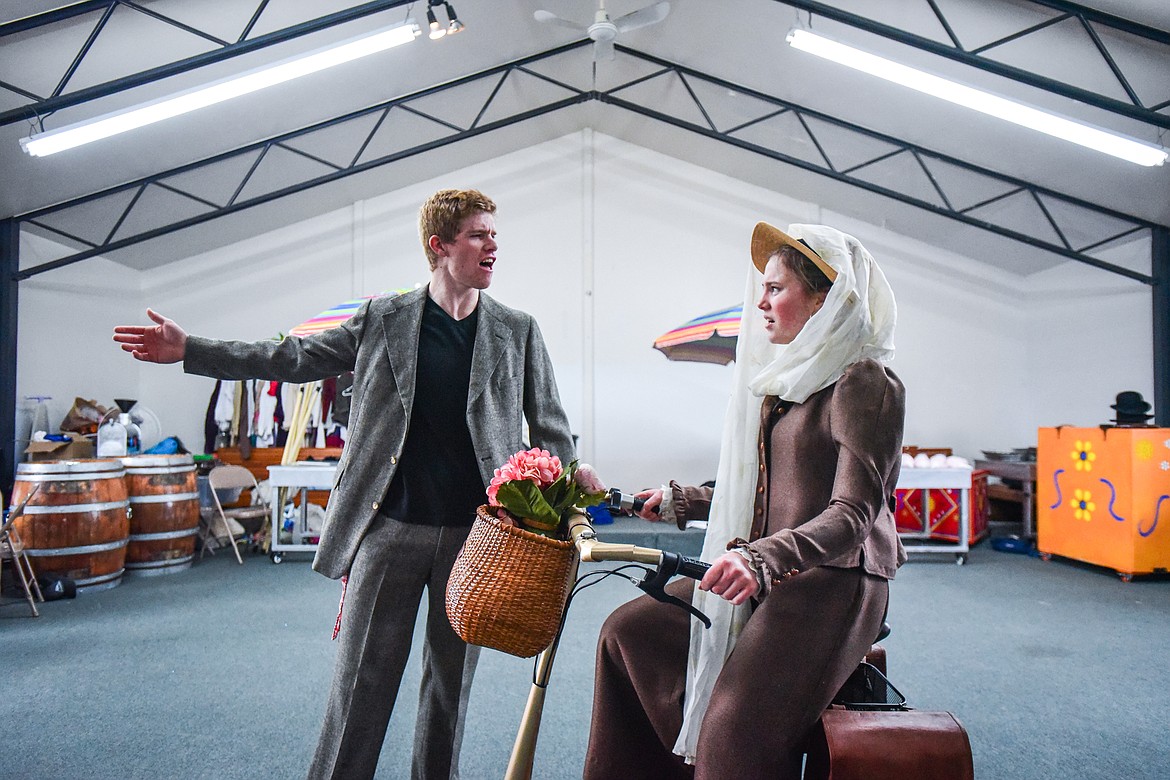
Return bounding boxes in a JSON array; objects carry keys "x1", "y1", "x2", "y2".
[
  {"x1": 2, "y1": 488, "x2": 45, "y2": 617},
  {"x1": 202, "y1": 466, "x2": 270, "y2": 565}
]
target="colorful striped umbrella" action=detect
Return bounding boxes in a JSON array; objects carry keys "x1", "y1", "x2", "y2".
[
  {"x1": 652, "y1": 304, "x2": 742, "y2": 365},
  {"x1": 288, "y1": 288, "x2": 413, "y2": 337}
]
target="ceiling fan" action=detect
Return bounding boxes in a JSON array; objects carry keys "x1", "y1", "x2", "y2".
[{"x1": 534, "y1": 0, "x2": 671, "y2": 61}]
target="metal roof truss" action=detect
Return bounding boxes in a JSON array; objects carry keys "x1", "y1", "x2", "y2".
[{"x1": 12, "y1": 42, "x2": 1158, "y2": 284}]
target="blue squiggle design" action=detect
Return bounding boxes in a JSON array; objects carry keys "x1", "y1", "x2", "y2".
[
  {"x1": 1138, "y1": 495, "x2": 1168, "y2": 538},
  {"x1": 1099, "y1": 478, "x2": 1126, "y2": 523},
  {"x1": 1050, "y1": 469, "x2": 1065, "y2": 509}
]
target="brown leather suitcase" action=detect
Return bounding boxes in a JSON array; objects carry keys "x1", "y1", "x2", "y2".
[{"x1": 803, "y1": 707, "x2": 974, "y2": 780}]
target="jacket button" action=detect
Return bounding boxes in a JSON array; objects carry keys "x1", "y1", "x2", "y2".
[
  {"x1": 372, "y1": 502, "x2": 379, "y2": 510},
  {"x1": 390, "y1": 456, "x2": 397, "y2": 465}
]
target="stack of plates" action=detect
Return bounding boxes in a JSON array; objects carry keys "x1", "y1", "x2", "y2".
[{"x1": 980, "y1": 447, "x2": 1036, "y2": 462}]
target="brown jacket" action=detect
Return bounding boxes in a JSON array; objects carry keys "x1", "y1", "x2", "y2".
[
  {"x1": 747, "y1": 358, "x2": 906, "y2": 583},
  {"x1": 674, "y1": 358, "x2": 905, "y2": 584}
]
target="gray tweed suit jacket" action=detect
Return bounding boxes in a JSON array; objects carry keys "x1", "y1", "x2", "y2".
[{"x1": 184, "y1": 285, "x2": 575, "y2": 579}]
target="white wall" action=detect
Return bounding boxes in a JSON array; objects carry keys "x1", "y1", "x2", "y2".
[
  {"x1": 1025, "y1": 242, "x2": 1154, "y2": 430},
  {"x1": 824, "y1": 212, "x2": 1035, "y2": 461},
  {"x1": 15, "y1": 234, "x2": 143, "y2": 462},
  {"x1": 14, "y1": 131, "x2": 1156, "y2": 490}
]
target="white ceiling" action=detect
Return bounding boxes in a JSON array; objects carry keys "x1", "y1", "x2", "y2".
[{"x1": 2, "y1": 0, "x2": 1167, "y2": 277}]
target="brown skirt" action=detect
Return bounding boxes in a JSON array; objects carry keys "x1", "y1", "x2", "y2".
[{"x1": 584, "y1": 566, "x2": 888, "y2": 780}]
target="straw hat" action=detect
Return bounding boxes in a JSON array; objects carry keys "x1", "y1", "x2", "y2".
[{"x1": 750, "y1": 222, "x2": 839, "y2": 283}]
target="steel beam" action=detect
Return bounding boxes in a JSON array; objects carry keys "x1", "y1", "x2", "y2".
[
  {"x1": 1153, "y1": 226, "x2": 1169, "y2": 427},
  {"x1": 1, "y1": 219, "x2": 17, "y2": 499}
]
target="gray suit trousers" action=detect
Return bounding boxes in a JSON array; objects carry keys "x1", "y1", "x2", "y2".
[{"x1": 308, "y1": 515, "x2": 480, "y2": 780}]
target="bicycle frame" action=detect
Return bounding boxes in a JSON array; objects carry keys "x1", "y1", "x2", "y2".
[{"x1": 504, "y1": 513, "x2": 706, "y2": 780}]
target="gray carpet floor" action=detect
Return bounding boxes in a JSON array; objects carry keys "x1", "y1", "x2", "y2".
[{"x1": 3, "y1": 520, "x2": 1169, "y2": 780}]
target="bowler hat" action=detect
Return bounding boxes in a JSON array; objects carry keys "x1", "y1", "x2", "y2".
[{"x1": 1110, "y1": 391, "x2": 1153, "y2": 424}]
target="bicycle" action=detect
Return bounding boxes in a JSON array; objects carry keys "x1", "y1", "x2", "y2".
[
  {"x1": 500, "y1": 509, "x2": 973, "y2": 780},
  {"x1": 504, "y1": 510, "x2": 711, "y2": 779}
]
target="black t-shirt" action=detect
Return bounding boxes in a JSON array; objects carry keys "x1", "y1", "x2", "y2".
[{"x1": 380, "y1": 297, "x2": 485, "y2": 526}]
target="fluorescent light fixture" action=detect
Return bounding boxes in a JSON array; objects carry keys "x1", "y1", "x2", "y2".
[
  {"x1": 20, "y1": 21, "x2": 421, "y2": 157},
  {"x1": 786, "y1": 28, "x2": 1168, "y2": 167}
]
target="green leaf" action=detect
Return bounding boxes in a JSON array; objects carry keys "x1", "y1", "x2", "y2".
[
  {"x1": 542, "y1": 470, "x2": 575, "y2": 515},
  {"x1": 578, "y1": 489, "x2": 607, "y2": 507},
  {"x1": 495, "y1": 480, "x2": 561, "y2": 529}
]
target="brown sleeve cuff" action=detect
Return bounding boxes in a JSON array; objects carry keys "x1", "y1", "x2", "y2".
[
  {"x1": 670, "y1": 481, "x2": 714, "y2": 531},
  {"x1": 726, "y1": 537, "x2": 795, "y2": 598}
]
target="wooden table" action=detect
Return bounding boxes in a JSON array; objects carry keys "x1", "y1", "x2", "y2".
[{"x1": 973, "y1": 459, "x2": 1036, "y2": 539}]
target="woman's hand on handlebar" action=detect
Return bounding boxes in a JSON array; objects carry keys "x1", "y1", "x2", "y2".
[
  {"x1": 698, "y1": 552, "x2": 759, "y2": 606},
  {"x1": 633, "y1": 489, "x2": 663, "y2": 520}
]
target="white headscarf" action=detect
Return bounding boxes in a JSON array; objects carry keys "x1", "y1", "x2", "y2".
[{"x1": 673, "y1": 224, "x2": 896, "y2": 763}]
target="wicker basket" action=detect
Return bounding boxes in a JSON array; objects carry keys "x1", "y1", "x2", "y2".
[{"x1": 445, "y1": 505, "x2": 576, "y2": 658}]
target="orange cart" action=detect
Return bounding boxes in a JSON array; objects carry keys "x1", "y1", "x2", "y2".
[{"x1": 1036, "y1": 426, "x2": 1170, "y2": 581}]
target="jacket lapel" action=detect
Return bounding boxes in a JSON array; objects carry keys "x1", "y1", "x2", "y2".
[
  {"x1": 468, "y1": 294, "x2": 512, "y2": 406},
  {"x1": 380, "y1": 287, "x2": 427, "y2": 419}
]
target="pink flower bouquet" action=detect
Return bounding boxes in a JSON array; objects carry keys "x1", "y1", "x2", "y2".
[{"x1": 487, "y1": 448, "x2": 607, "y2": 538}]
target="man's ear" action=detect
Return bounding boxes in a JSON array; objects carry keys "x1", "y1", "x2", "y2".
[{"x1": 428, "y1": 234, "x2": 445, "y2": 257}]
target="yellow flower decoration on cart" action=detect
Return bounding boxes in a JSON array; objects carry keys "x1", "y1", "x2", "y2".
[
  {"x1": 1072, "y1": 488, "x2": 1095, "y2": 522},
  {"x1": 1135, "y1": 440, "x2": 1154, "y2": 461},
  {"x1": 1071, "y1": 441, "x2": 1096, "y2": 472}
]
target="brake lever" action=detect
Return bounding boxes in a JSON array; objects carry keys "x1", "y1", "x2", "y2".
[{"x1": 636, "y1": 551, "x2": 712, "y2": 629}]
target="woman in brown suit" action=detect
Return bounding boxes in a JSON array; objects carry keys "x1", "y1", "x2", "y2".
[{"x1": 584, "y1": 223, "x2": 905, "y2": 780}]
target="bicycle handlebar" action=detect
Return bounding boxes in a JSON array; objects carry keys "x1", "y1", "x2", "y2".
[
  {"x1": 676, "y1": 553, "x2": 713, "y2": 581},
  {"x1": 567, "y1": 513, "x2": 713, "y2": 628},
  {"x1": 566, "y1": 514, "x2": 709, "y2": 574}
]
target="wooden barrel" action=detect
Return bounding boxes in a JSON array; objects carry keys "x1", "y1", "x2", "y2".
[
  {"x1": 11, "y1": 459, "x2": 130, "y2": 592},
  {"x1": 120, "y1": 454, "x2": 200, "y2": 576}
]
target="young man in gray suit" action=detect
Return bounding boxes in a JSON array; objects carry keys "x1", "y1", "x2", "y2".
[{"x1": 113, "y1": 188, "x2": 575, "y2": 779}]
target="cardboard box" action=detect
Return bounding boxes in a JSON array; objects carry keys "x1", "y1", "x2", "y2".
[{"x1": 25, "y1": 432, "x2": 95, "y2": 462}]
